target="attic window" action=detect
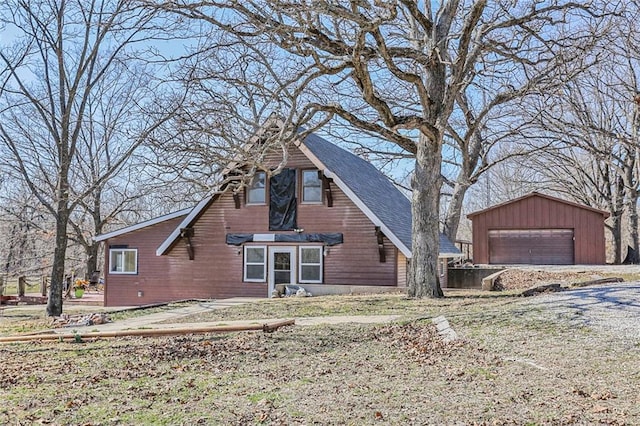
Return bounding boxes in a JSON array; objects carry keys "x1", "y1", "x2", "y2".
[
  {"x1": 301, "y1": 170, "x2": 322, "y2": 203},
  {"x1": 247, "y1": 172, "x2": 266, "y2": 204}
]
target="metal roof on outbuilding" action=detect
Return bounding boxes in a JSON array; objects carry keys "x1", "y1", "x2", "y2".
[{"x1": 467, "y1": 191, "x2": 609, "y2": 218}]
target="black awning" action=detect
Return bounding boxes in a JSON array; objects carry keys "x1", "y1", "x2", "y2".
[{"x1": 226, "y1": 233, "x2": 343, "y2": 246}]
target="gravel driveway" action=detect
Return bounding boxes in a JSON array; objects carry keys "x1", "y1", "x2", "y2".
[{"x1": 518, "y1": 282, "x2": 640, "y2": 340}]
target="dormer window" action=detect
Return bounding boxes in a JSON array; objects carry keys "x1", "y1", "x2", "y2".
[
  {"x1": 247, "y1": 171, "x2": 266, "y2": 204},
  {"x1": 302, "y1": 170, "x2": 322, "y2": 203}
]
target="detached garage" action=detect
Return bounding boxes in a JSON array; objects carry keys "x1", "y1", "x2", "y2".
[{"x1": 468, "y1": 192, "x2": 608, "y2": 265}]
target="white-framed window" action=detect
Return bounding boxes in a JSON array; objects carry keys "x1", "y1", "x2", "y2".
[
  {"x1": 301, "y1": 169, "x2": 322, "y2": 203},
  {"x1": 109, "y1": 249, "x2": 138, "y2": 274},
  {"x1": 247, "y1": 171, "x2": 266, "y2": 204},
  {"x1": 244, "y1": 245, "x2": 267, "y2": 282},
  {"x1": 298, "y1": 246, "x2": 323, "y2": 283}
]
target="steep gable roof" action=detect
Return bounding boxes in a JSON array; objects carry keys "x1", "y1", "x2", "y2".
[
  {"x1": 467, "y1": 191, "x2": 610, "y2": 219},
  {"x1": 154, "y1": 131, "x2": 461, "y2": 258},
  {"x1": 297, "y1": 133, "x2": 460, "y2": 258}
]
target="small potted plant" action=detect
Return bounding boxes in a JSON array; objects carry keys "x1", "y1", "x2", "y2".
[{"x1": 73, "y1": 279, "x2": 88, "y2": 298}]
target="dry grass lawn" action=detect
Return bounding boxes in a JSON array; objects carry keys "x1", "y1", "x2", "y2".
[{"x1": 1, "y1": 292, "x2": 639, "y2": 425}]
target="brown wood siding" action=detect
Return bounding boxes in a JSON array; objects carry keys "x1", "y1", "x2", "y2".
[
  {"x1": 184, "y1": 147, "x2": 397, "y2": 292},
  {"x1": 470, "y1": 194, "x2": 606, "y2": 264},
  {"x1": 103, "y1": 216, "x2": 186, "y2": 306},
  {"x1": 104, "y1": 145, "x2": 399, "y2": 305},
  {"x1": 438, "y1": 258, "x2": 449, "y2": 288}
]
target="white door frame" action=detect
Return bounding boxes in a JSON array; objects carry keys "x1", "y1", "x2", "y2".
[{"x1": 268, "y1": 246, "x2": 296, "y2": 296}]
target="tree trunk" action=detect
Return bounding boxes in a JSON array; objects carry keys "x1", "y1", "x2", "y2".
[
  {"x1": 408, "y1": 138, "x2": 443, "y2": 298},
  {"x1": 443, "y1": 181, "x2": 470, "y2": 242},
  {"x1": 610, "y1": 212, "x2": 623, "y2": 264},
  {"x1": 46, "y1": 199, "x2": 70, "y2": 316},
  {"x1": 87, "y1": 189, "x2": 104, "y2": 278},
  {"x1": 627, "y1": 189, "x2": 640, "y2": 264},
  {"x1": 85, "y1": 242, "x2": 99, "y2": 281},
  {"x1": 610, "y1": 176, "x2": 625, "y2": 264},
  {"x1": 18, "y1": 276, "x2": 26, "y2": 297}
]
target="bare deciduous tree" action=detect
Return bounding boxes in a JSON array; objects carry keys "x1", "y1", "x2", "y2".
[
  {"x1": 155, "y1": 0, "x2": 600, "y2": 297},
  {"x1": 137, "y1": 23, "x2": 324, "y2": 208},
  {"x1": 0, "y1": 182, "x2": 54, "y2": 280},
  {"x1": 521, "y1": 6, "x2": 640, "y2": 263},
  {"x1": 0, "y1": 0, "x2": 181, "y2": 315}
]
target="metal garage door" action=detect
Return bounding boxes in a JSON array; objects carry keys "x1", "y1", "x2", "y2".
[{"x1": 488, "y1": 229, "x2": 574, "y2": 265}]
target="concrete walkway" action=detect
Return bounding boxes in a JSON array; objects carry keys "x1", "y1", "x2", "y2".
[
  {"x1": 108, "y1": 298, "x2": 263, "y2": 327},
  {"x1": 54, "y1": 298, "x2": 403, "y2": 334}
]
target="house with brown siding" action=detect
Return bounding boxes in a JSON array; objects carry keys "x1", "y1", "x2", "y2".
[
  {"x1": 468, "y1": 192, "x2": 608, "y2": 265},
  {"x1": 95, "y1": 132, "x2": 461, "y2": 306}
]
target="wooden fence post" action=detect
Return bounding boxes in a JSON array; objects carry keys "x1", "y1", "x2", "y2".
[
  {"x1": 41, "y1": 276, "x2": 47, "y2": 296},
  {"x1": 18, "y1": 276, "x2": 26, "y2": 297}
]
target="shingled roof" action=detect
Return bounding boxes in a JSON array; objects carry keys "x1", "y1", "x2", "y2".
[
  {"x1": 298, "y1": 132, "x2": 461, "y2": 258},
  {"x1": 151, "y1": 130, "x2": 461, "y2": 258}
]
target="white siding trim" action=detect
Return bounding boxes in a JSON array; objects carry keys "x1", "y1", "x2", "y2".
[
  {"x1": 439, "y1": 252, "x2": 464, "y2": 259},
  {"x1": 156, "y1": 195, "x2": 216, "y2": 256},
  {"x1": 94, "y1": 209, "x2": 191, "y2": 242}
]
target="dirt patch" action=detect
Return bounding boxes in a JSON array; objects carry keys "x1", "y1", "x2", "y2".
[{"x1": 494, "y1": 269, "x2": 596, "y2": 290}]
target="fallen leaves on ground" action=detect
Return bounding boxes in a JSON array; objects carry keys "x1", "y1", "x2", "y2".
[
  {"x1": 494, "y1": 269, "x2": 589, "y2": 290},
  {"x1": 0, "y1": 307, "x2": 637, "y2": 425},
  {"x1": 377, "y1": 321, "x2": 468, "y2": 365}
]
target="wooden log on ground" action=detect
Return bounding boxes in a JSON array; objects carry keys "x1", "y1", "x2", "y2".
[
  {"x1": 0, "y1": 319, "x2": 296, "y2": 344},
  {"x1": 570, "y1": 277, "x2": 624, "y2": 288},
  {"x1": 520, "y1": 283, "x2": 566, "y2": 297}
]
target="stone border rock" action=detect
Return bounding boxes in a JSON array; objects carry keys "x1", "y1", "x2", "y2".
[{"x1": 432, "y1": 315, "x2": 458, "y2": 342}]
